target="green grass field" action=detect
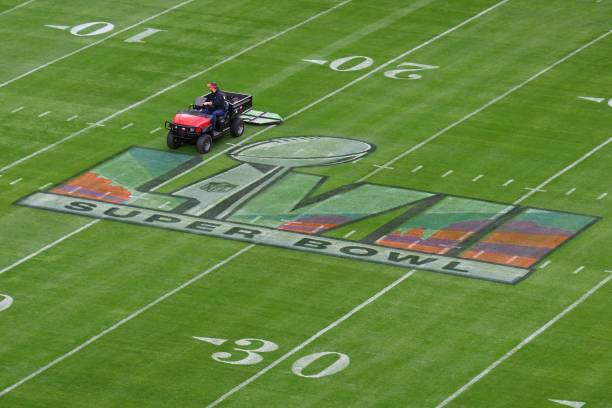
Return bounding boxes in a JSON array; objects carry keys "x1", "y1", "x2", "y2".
[{"x1": 1, "y1": 0, "x2": 611, "y2": 406}]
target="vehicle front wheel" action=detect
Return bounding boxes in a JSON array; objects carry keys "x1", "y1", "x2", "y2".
[
  {"x1": 196, "y1": 134, "x2": 213, "y2": 154},
  {"x1": 167, "y1": 131, "x2": 180, "y2": 149},
  {"x1": 230, "y1": 118, "x2": 245, "y2": 138}
]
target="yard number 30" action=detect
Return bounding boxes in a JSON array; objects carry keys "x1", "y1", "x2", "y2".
[{"x1": 195, "y1": 336, "x2": 350, "y2": 378}]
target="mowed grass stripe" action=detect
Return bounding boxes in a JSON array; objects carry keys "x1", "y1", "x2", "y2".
[
  {"x1": 0, "y1": 244, "x2": 255, "y2": 398},
  {"x1": 0, "y1": 0, "x2": 195, "y2": 88},
  {"x1": 207, "y1": 270, "x2": 416, "y2": 407},
  {"x1": 154, "y1": 0, "x2": 511, "y2": 191},
  {"x1": 0, "y1": 0, "x2": 34, "y2": 17},
  {"x1": 358, "y1": 28, "x2": 612, "y2": 183},
  {"x1": 0, "y1": 0, "x2": 352, "y2": 174},
  {"x1": 435, "y1": 272, "x2": 612, "y2": 407},
  {"x1": 0, "y1": 219, "x2": 100, "y2": 276}
]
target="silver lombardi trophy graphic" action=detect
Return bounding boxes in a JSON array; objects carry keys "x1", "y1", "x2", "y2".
[{"x1": 172, "y1": 137, "x2": 373, "y2": 219}]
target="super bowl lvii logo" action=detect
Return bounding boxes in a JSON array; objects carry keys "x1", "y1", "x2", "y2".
[{"x1": 19, "y1": 137, "x2": 598, "y2": 284}]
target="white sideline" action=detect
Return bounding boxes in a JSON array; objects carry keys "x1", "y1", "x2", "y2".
[
  {"x1": 434, "y1": 273, "x2": 612, "y2": 408},
  {"x1": 0, "y1": 0, "x2": 34, "y2": 17},
  {"x1": 206, "y1": 270, "x2": 416, "y2": 407},
  {"x1": 0, "y1": 0, "x2": 352, "y2": 173},
  {"x1": 152, "y1": 0, "x2": 511, "y2": 191},
  {"x1": 0, "y1": 0, "x2": 194, "y2": 88},
  {"x1": 0, "y1": 219, "x2": 99, "y2": 276},
  {"x1": 0, "y1": 244, "x2": 255, "y2": 398},
  {"x1": 358, "y1": 28, "x2": 612, "y2": 182}
]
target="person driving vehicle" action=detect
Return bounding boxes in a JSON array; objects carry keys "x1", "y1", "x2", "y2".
[{"x1": 202, "y1": 82, "x2": 226, "y2": 129}]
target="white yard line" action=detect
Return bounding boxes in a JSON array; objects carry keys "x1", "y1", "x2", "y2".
[
  {"x1": 38, "y1": 182, "x2": 52, "y2": 190},
  {"x1": 0, "y1": 0, "x2": 34, "y2": 17},
  {"x1": 0, "y1": 0, "x2": 352, "y2": 174},
  {"x1": 0, "y1": 220, "x2": 100, "y2": 276},
  {"x1": 442, "y1": 170, "x2": 454, "y2": 178},
  {"x1": 66, "y1": 115, "x2": 79, "y2": 122},
  {"x1": 597, "y1": 192, "x2": 607, "y2": 200},
  {"x1": 472, "y1": 174, "x2": 484, "y2": 182},
  {"x1": 153, "y1": 0, "x2": 510, "y2": 191},
  {"x1": 37, "y1": 111, "x2": 51, "y2": 118},
  {"x1": 121, "y1": 123, "x2": 134, "y2": 130},
  {"x1": 565, "y1": 187, "x2": 576, "y2": 196},
  {"x1": 9, "y1": 177, "x2": 22, "y2": 185},
  {"x1": 206, "y1": 270, "x2": 416, "y2": 407},
  {"x1": 10, "y1": 106, "x2": 24, "y2": 113},
  {"x1": 0, "y1": 245, "x2": 254, "y2": 398},
  {"x1": 412, "y1": 165, "x2": 423, "y2": 173},
  {"x1": 0, "y1": 0, "x2": 195, "y2": 88},
  {"x1": 502, "y1": 178, "x2": 514, "y2": 187},
  {"x1": 358, "y1": 28, "x2": 612, "y2": 183},
  {"x1": 435, "y1": 272, "x2": 612, "y2": 408},
  {"x1": 149, "y1": 127, "x2": 162, "y2": 134},
  {"x1": 572, "y1": 265, "x2": 585, "y2": 275}
]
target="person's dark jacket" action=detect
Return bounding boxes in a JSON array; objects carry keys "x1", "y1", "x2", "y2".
[{"x1": 206, "y1": 90, "x2": 226, "y2": 111}]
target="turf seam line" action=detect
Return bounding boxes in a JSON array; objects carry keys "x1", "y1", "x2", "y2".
[
  {"x1": 0, "y1": 244, "x2": 255, "y2": 398},
  {"x1": 0, "y1": 0, "x2": 34, "y2": 17},
  {"x1": 0, "y1": 219, "x2": 99, "y2": 276},
  {"x1": 153, "y1": 0, "x2": 510, "y2": 191},
  {"x1": 206, "y1": 270, "x2": 416, "y2": 407},
  {"x1": 434, "y1": 273, "x2": 612, "y2": 408},
  {"x1": 359, "y1": 28, "x2": 612, "y2": 182},
  {"x1": 0, "y1": 0, "x2": 352, "y2": 174},
  {"x1": 0, "y1": 0, "x2": 195, "y2": 88}
]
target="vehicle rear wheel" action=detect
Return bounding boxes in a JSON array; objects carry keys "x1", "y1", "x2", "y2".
[
  {"x1": 230, "y1": 118, "x2": 245, "y2": 137},
  {"x1": 196, "y1": 134, "x2": 213, "y2": 154},
  {"x1": 167, "y1": 131, "x2": 180, "y2": 149}
]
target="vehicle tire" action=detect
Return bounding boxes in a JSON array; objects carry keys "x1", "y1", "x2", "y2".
[
  {"x1": 167, "y1": 131, "x2": 180, "y2": 149},
  {"x1": 230, "y1": 118, "x2": 245, "y2": 138},
  {"x1": 196, "y1": 134, "x2": 213, "y2": 154}
]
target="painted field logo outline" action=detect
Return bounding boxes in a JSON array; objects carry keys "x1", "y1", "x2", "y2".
[{"x1": 18, "y1": 136, "x2": 599, "y2": 284}]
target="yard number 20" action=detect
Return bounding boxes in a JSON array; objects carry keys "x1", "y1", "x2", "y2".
[{"x1": 327, "y1": 55, "x2": 439, "y2": 80}]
